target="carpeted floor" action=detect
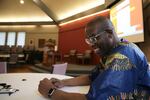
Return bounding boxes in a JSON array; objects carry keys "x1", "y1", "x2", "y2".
[
  {"x1": 7, "y1": 63, "x2": 95, "y2": 77},
  {"x1": 7, "y1": 64, "x2": 35, "y2": 73}
]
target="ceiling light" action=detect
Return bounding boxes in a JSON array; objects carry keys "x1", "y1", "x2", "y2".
[
  {"x1": 0, "y1": 17, "x2": 53, "y2": 22},
  {"x1": 40, "y1": 25, "x2": 57, "y2": 28},
  {"x1": 59, "y1": 9, "x2": 110, "y2": 26},
  {"x1": 0, "y1": 25, "x2": 36, "y2": 28},
  {"x1": 20, "y1": 0, "x2": 24, "y2": 4}
]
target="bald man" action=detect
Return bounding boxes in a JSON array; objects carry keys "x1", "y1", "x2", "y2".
[{"x1": 38, "y1": 16, "x2": 150, "y2": 100}]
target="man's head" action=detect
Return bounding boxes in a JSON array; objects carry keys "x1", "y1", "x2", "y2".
[{"x1": 85, "y1": 16, "x2": 119, "y2": 56}]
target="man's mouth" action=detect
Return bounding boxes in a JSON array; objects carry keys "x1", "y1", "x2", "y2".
[
  {"x1": 92, "y1": 45, "x2": 106, "y2": 56},
  {"x1": 94, "y1": 48, "x2": 99, "y2": 53}
]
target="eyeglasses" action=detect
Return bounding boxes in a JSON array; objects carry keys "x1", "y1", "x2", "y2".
[{"x1": 85, "y1": 31, "x2": 105, "y2": 45}]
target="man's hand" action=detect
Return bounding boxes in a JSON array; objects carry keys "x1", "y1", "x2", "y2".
[
  {"x1": 38, "y1": 78, "x2": 55, "y2": 98},
  {"x1": 38, "y1": 77, "x2": 87, "y2": 100},
  {"x1": 50, "y1": 78, "x2": 65, "y2": 88}
]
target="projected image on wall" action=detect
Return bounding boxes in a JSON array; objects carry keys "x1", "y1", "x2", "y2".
[{"x1": 110, "y1": 0, "x2": 144, "y2": 42}]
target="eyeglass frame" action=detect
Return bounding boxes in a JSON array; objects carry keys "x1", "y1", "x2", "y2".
[{"x1": 85, "y1": 31, "x2": 106, "y2": 45}]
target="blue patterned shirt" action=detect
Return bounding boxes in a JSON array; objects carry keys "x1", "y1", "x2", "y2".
[{"x1": 86, "y1": 41, "x2": 150, "y2": 100}]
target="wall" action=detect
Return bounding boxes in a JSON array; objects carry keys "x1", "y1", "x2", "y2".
[
  {"x1": 26, "y1": 32, "x2": 58, "y2": 51},
  {"x1": 0, "y1": 25, "x2": 59, "y2": 50},
  {"x1": 58, "y1": 10, "x2": 110, "y2": 64}
]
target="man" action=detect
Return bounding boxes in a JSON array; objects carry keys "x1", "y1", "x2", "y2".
[{"x1": 38, "y1": 16, "x2": 150, "y2": 100}]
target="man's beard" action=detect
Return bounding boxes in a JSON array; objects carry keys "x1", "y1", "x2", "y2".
[
  {"x1": 94, "y1": 47, "x2": 107, "y2": 56},
  {"x1": 94, "y1": 44, "x2": 113, "y2": 56}
]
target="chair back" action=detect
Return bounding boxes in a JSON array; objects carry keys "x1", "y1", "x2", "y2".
[
  {"x1": 9, "y1": 54, "x2": 18, "y2": 64},
  {"x1": 69, "y1": 49, "x2": 76, "y2": 56},
  {"x1": 11, "y1": 46, "x2": 17, "y2": 53},
  {"x1": 0, "y1": 62, "x2": 7, "y2": 73},
  {"x1": 52, "y1": 63, "x2": 68, "y2": 75},
  {"x1": 4, "y1": 45, "x2": 10, "y2": 53},
  {"x1": 84, "y1": 50, "x2": 92, "y2": 58},
  {"x1": 17, "y1": 46, "x2": 23, "y2": 54}
]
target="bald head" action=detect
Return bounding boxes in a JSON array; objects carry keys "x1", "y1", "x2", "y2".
[{"x1": 85, "y1": 16, "x2": 115, "y2": 36}]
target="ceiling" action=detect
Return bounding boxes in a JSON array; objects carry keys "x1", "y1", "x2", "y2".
[
  {"x1": 0, "y1": 0, "x2": 111, "y2": 25},
  {"x1": 0, "y1": 0, "x2": 149, "y2": 26}
]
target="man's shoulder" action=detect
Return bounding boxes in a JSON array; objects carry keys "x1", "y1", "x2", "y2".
[
  {"x1": 119, "y1": 41, "x2": 139, "y2": 51},
  {"x1": 118, "y1": 41, "x2": 144, "y2": 59},
  {"x1": 105, "y1": 53, "x2": 135, "y2": 70},
  {"x1": 124, "y1": 42, "x2": 146, "y2": 59}
]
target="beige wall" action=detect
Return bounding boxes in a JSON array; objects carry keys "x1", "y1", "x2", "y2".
[
  {"x1": 26, "y1": 32, "x2": 58, "y2": 50},
  {"x1": 0, "y1": 25, "x2": 59, "y2": 50}
]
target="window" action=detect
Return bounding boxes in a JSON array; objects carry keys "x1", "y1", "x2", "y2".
[
  {"x1": 0, "y1": 32, "x2": 6, "y2": 45},
  {"x1": 0, "y1": 32, "x2": 26, "y2": 47},
  {"x1": 7, "y1": 32, "x2": 16, "y2": 47},
  {"x1": 17, "y1": 32, "x2": 26, "y2": 46}
]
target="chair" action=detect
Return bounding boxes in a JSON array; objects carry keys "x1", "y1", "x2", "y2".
[
  {"x1": 23, "y1": 45, "x2": 29, "y2": 52},
  {"x1": 8, "y1": 54, "x2": 18, "y2": 64},
  {"x1": 63, "y1": 49, "x2": 77, "y2": 63},
  {"x1": 0, "y1": 62, "x2": 7, "y2": 73},
  {"x1": 10, "y1": 46, "x2": 17, "y2": 53},
  {"x1": 76, "y1": 50, "x2": 92, "y2": 64},
  {"x1": 52, "y1": 63, "x2": 68, "y2": 75},
  {"x1": 0, "y1": 45, "x2": 10, "y2": 54},
  {"x1": 17, "y1": 46, "x2": 23, "y2": 54},
  {"x1": 28, "y1": 46, "x2": 35, "y2": 51},
  {"x1": 0, "y1": 46, "x2": 5, "y2": 53},
  {"x1": 17, "y1": 46, "x2": 25, "y2": 63},
  {"x1": 3, "y1": 45, "x2": 10, "y2": 54}
]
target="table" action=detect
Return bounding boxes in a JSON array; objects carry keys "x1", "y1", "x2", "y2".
[
  {"x1": 0, "y1": 54, "x2": 10, "y2": 58},
  {"x1": 0, "y1": 73, "x2": 89, "y2": 100},
  {"x1": 0, "y1": 54, "x2": 10, "y2": 61}
]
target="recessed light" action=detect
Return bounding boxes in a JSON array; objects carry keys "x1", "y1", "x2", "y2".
[{"x1": 20, "y1": 0, "x2": 24, "y2": 4}]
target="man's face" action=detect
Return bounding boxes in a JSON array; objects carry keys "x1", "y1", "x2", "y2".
[{"x1": 85, "y1": 26, "x2": 114, "y2": 56}]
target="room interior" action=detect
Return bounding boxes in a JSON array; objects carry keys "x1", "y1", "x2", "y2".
[{"x1": 0, "y1": 0, "x2": 150, "y2": 76}]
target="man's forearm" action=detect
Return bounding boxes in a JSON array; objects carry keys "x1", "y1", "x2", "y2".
[
  {"x1": 51, "y1": 89, "x2": 87, "y2": 100},
  {"x1": 62, "y1": 75, "x2": 91, "y2": 86}
]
